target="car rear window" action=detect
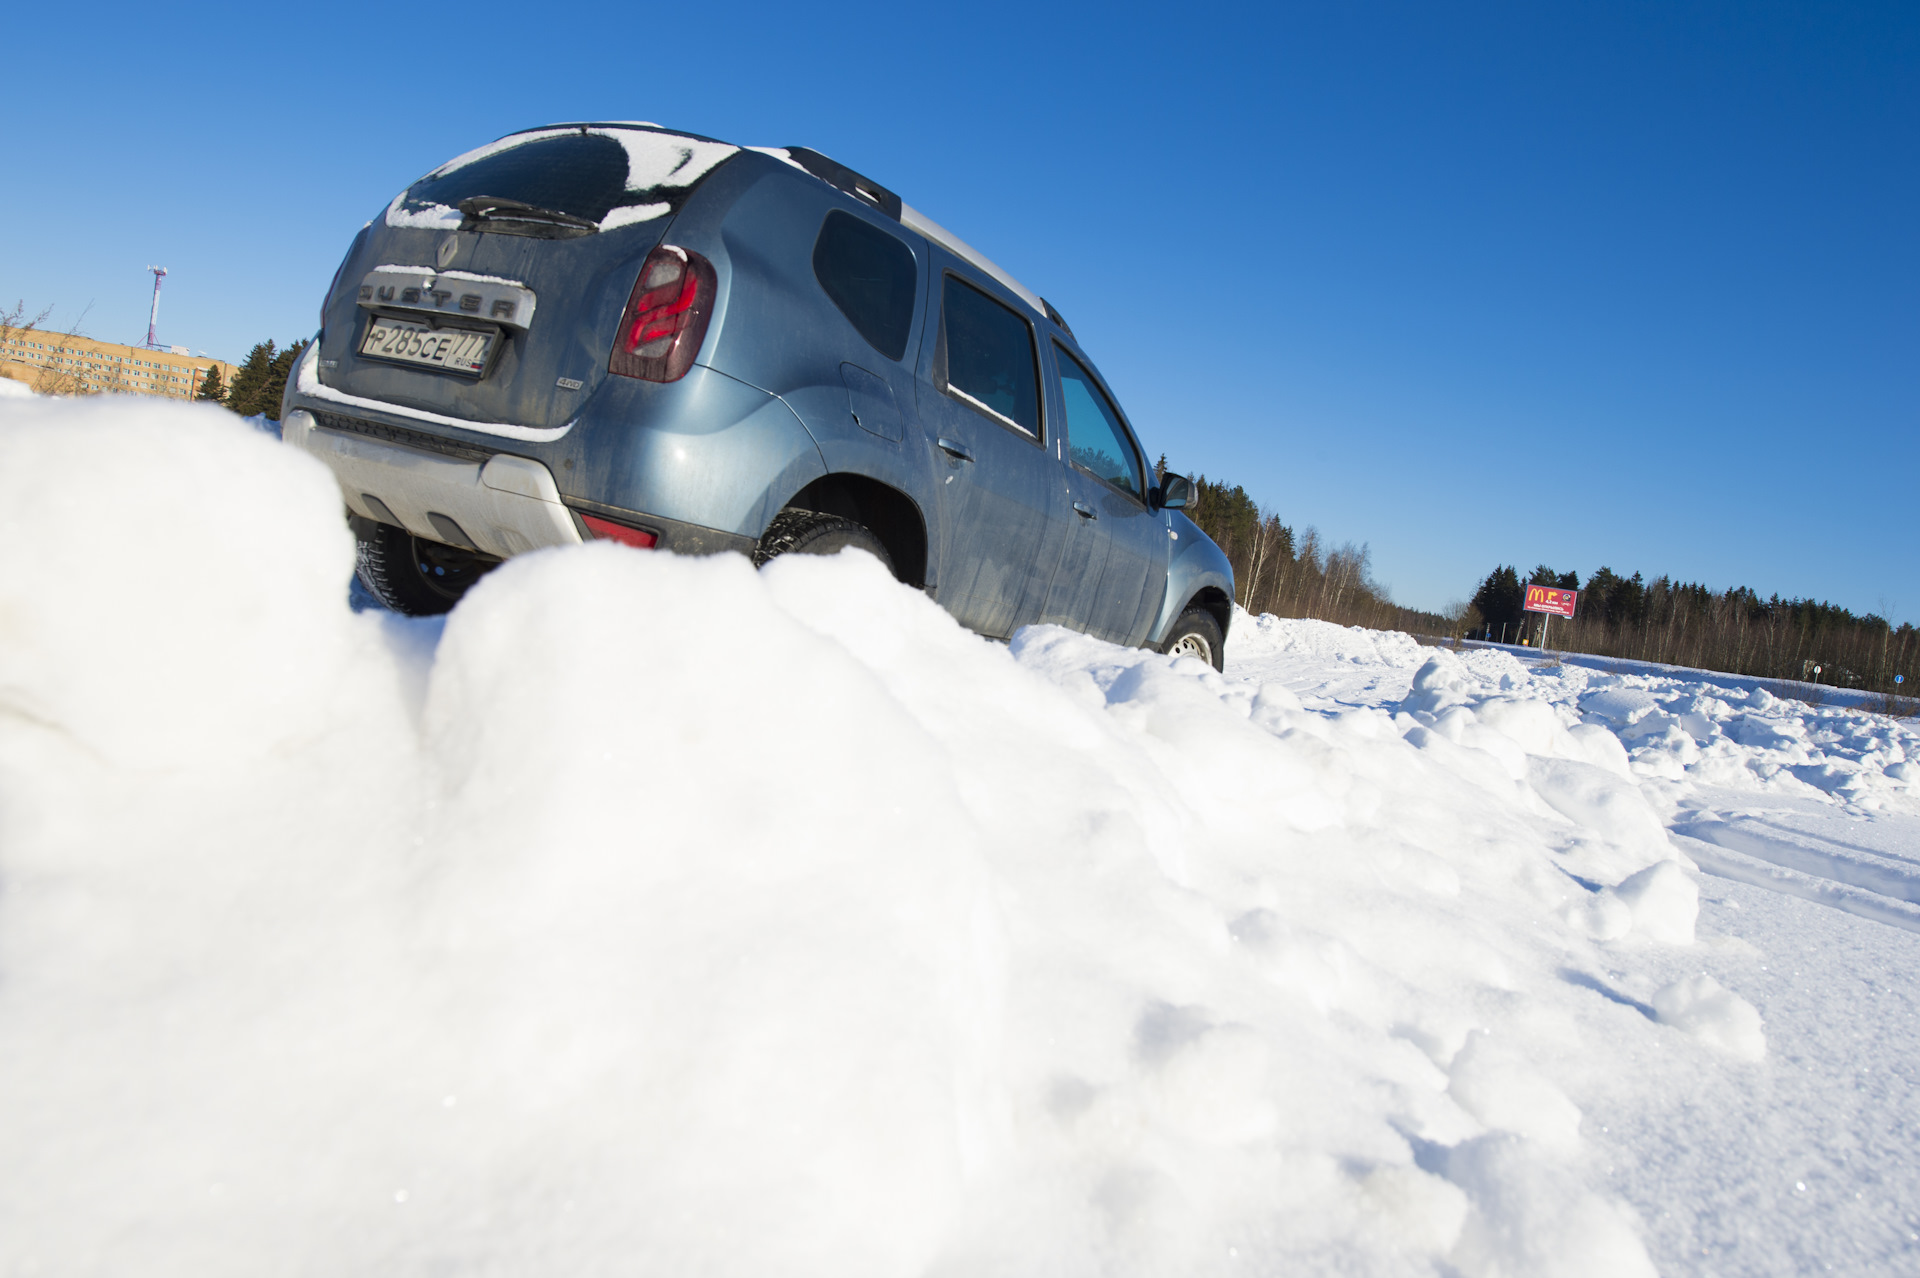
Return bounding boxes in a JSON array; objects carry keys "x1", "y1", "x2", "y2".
[
  {"x1": 812, "y1": 211, "x2": 917, "y2": 362},
  {"x1": 941, "y1": 276, "x2": 1040, "y2": 437},
  {"x1": 388, "y1": 127, "x2": 738, "y2": 232}
]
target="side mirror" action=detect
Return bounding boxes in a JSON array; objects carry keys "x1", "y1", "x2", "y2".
[{"x1": 1158, "y1": 473, "x2": 1193, "y2": 510}]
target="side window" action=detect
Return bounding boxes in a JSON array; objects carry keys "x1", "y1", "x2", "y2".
[
  {"x1": 1055, "y1": 344, "x2": 1144, "y2": 497},
  {"x1": 941, "y1": 276, "x2": 1041, "y2": 437},
  {"x1": 812, "y1": 210, "x2": 918, "y2": 361}
]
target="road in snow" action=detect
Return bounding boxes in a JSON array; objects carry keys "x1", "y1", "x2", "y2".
[{"x1": 2, "y1": 395, "x2": 1917, "y2": 1276}]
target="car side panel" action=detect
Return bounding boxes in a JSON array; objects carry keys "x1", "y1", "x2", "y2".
[
  {"x1": 567, "y1": 365, "x2": 827, "y2": 538},
  {"x1": 679, "y1": 157, "x2": 940, "y2": 542},
  {"x1": 914, "y1": 249, "x2": 1072, "y2": 637},
  {"x1": 1088, "y1": 480, "x2": 1164, "y2": 645},
  {"x1": 1038, "y1": 336, "x2": 1170, "y2": 645},
  {"x1": 1148, "y1": 510, "x2": 1236, "y2": 645}
]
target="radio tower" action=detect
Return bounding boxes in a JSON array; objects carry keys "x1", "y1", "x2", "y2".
[{"x1": 145, "y1": 266, "x2": 168, "y2": 349}]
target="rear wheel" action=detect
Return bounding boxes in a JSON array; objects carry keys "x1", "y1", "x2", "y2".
[
  {"x1": 753, "y1": 508, "x2": 895, "y2": 576},
  {"x1": 1160, "y1": 607, "x2": 1225, "y2": 671},
  {"x1": 354, "y1": 520, "x2": 498, "y2": 616}
]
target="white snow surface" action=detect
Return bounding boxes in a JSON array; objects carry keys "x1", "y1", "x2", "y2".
[
  {"x1": 4, "y1": 396, "x2": 1920, "y2": 1275},
  {"x1": 0, "y1": 377, "x2": 34, "y2": 398}
]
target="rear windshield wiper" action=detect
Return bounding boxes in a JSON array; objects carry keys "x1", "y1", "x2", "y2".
[{"x1": 457, "y1": 196, "x2": 599, "y2": 236}]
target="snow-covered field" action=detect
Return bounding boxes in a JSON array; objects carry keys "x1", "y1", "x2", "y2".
[{"x1": 3, "y1": 396, "x2": 1917, "y2": 1276}]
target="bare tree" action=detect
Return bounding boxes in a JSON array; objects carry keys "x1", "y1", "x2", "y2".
[
  {"x1": 3, "y1": 302, "x2": 102, "y2": 397},
  {"x1": 0, "y1": 301, "x2": 53, "y2": 392}
]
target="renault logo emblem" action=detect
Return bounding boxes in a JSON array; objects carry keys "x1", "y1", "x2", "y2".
[{"x1": 436, "y1": 236, "x2": 459, "y2": 268}]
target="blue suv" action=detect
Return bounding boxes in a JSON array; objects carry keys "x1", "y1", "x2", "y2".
[{"x1": 282, "y1": 123, "x2": 1235, "y2": 667}]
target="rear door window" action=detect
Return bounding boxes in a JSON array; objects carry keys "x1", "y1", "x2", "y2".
[
  {"x1": 812, "y1": 211, "x2": 918, "y2": 362},
  {"x1": 1055, "y1": 344, "x2": 1144, "y2": 497},
  {"x1": 941, "y1": 276, "x2": 1041, "y2": 438}
]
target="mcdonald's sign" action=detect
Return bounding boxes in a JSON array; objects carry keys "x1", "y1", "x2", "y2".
[{"x1": 1524, "y1": 585, "x2": 1578, "y2": 618}]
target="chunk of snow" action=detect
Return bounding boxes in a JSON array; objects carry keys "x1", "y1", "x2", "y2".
[
  {"x1": 1448, "y1": 1032, "x2": 1584, "y2": 1151},
  {"x1": 1651, "y1": 975, "x2": 1766, "y2": 1060},
  {"x1": 1527, "y1": 757, "x2": 1671, "y2": 862},
  {"x1": 1566, "y1": 721, "x2": 1634, "y2": 778},
  {"x1": 1403, "y1": 650, "x2": 1477, "y2": 716},
  {"x1": 1443, "y1": 1136, "x2": 1659, "y2": 1278},
  {"x1": 1579, "y1": 687, "x2": 1658, "y2": 726},
  {"x1": 1611, "y1": 860, "x2": 1699, "y2": 945}
]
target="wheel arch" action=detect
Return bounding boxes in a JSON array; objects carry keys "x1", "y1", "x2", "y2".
[
  {"x1": 1187, "y1": 585, "x2": 1233, "y2": 639},
  {"x1": 1146, "y1": 514, "x2": 1237, "y2": 646},
  {"x1": 778, "y1": 472, "x2": 929, "y2": 588}
]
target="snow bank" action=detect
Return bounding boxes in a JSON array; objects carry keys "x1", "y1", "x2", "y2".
[
  {"x1": 1229, "y1": 610, "x2": 1426, "y2": 669},
  {"x1": 1, "y1": 395, "x2": 1862, "y2": 1275}
]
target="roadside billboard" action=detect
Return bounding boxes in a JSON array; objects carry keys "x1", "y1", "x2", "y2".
[{"x1": 1524, "y1": 585, "x2": 1578, "y2": 619}]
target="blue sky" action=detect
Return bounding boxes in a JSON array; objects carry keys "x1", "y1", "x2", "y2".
[{"x1": 4, "y1": 1, "x2": 1913, "y2": 619}]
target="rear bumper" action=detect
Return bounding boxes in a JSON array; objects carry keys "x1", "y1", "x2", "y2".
[{"x1": 283, "y1": 409, "x2": 582, "y2": 558}]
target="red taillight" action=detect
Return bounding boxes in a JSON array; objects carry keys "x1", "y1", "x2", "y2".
[
  {"x1": 609, "y1": 245, "x2": 716, "y2": 383},
  {"x1": 581, "y1": 513, "x2": 659, "y2": 549}
]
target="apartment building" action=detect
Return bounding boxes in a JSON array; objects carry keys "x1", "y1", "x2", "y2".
[{"x1": 0, "y1": 330, "x2": 240, "y2": 400}]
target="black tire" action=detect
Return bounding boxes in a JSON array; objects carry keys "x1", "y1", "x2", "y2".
[
  {"x1": 1160, "y1": 607, "x2": 1226, "y2": 671},
  {"x1": 354, "y1": 520, "x2": 498, "y2": 616},
  {"x1": 753, "y1": 508, "x2": 895, "y2": 577}
]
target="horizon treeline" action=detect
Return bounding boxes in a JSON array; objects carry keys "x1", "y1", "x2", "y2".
[
  {"x1": 1161, "y1": 462, "x2": 1450, "y2": 634},
  {"x1": 1470, "y1": 563, "x2": 1916, "y2": 694}
]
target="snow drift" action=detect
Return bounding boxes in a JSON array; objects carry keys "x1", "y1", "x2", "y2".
[{"x1": 3, "y1": 395, "x2": 1911, "y2": 1275}]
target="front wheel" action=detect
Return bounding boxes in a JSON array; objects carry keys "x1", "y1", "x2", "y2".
[
  {"x1": 1160, "y1": 607, "x2": 1225, "y2": 672},
  {"x1": 354, "y1": 520, "x2": 498, "y2": 616}
]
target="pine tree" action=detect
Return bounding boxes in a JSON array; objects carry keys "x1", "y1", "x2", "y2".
[
  {"x1": 195, "y1": 364, "x2": 226, "y2": 404},
  {"x1": 1470, "y1": 565, "x2": 1526, "y2": 637},
  {"x1": 223, "y1": 341, "x2": 277, "y2": 417},
  {"x1": 259, "y1": 339, "x2": 307, "y2": 422}
]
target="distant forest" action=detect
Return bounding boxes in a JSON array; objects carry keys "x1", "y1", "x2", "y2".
[
  {"x1": 1163, "y1": 460, "x2": 1913, "y2": 696},
  {"x1": 1164, "y1": 464, "x2": 1451, "y2": 635},
  {"x1": 1470, "y1": 563, "x2": 1916, "y2": 695}
]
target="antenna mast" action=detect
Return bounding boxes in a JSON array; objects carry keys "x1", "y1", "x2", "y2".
[{"x1": 145, "y1": 266, "x2": 168, "y2": 349}]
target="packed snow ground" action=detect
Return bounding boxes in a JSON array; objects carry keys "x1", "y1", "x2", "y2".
[{"x1": 3, "y1": 397, "x2": 1918, "y2": 1276}]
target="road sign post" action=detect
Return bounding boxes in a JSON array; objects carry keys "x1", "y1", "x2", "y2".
[{"x1": 1523, "y1": 585, "x2": 1579, "y2": 655}]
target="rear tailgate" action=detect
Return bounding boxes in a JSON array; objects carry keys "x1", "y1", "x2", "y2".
[{"x1": 313, "y1": 126, "x2": 739, "y2": 434}]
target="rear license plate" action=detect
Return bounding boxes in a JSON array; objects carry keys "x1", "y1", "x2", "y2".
[{"x1": 360, "y1": 317, "x2": 496, "y2": 375}]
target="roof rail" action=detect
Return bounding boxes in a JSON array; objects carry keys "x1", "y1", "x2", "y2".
[
  {"x1": 898, "y1": 204, "x2": 1046, "y2": 318},
  {"x1": 771, "y1": 144, "x2": 1050, "y2": 321},
  {"x1": 782, "y1": 148, "x2": 902, "y2": 220}
]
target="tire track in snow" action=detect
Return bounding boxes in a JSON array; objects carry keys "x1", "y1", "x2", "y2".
[{"x1": 1672, "y1": 833, "x2": 1920, "y2": 935}]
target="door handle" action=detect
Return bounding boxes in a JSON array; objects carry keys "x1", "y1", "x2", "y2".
[
  {"x1": 936, "y1": 437, "x2": 974, "y2": 462},
  {"x1": 1073, "y1": 500, "x2": 1097, "y2": 520}
]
